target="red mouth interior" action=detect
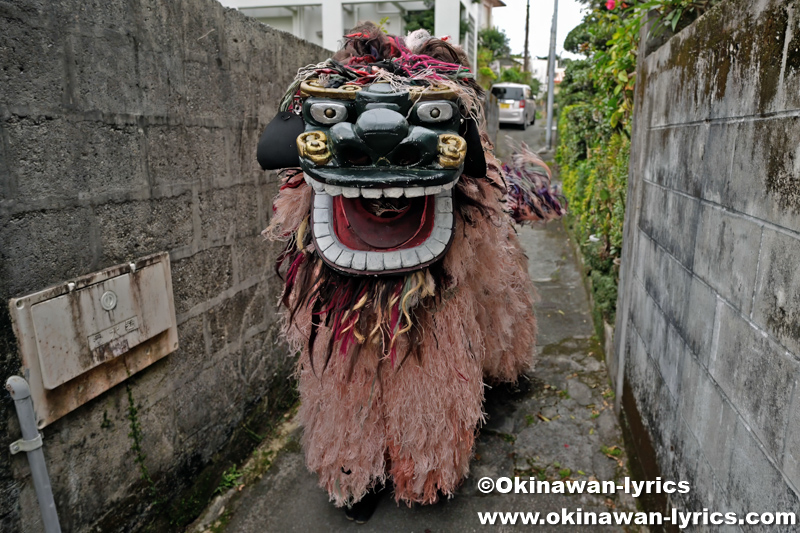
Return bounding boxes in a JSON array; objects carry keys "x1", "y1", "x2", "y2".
[{"x1": 332, "y1": 195, "x2": 435, "y2": 251}]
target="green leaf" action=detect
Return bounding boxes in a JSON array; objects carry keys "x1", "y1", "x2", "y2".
[{"x1": 671, "y1": 8, "x2": 683, "y2": 31}]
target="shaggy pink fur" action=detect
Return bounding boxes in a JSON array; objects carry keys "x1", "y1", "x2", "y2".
[{"x1": 267, "y1": 171, "x2": 537, "y2": 506}]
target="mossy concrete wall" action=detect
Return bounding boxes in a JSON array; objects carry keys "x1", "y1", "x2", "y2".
[
  {"x1": 0, "y1": 1, "x2": 327, "y2": 530},
  {"x1": 615, "y1": 0, "x2": 800, "y2": 521}
]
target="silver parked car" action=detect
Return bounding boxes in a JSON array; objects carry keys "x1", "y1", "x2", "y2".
[{"x1": 492, "y1": 82, "x2": 536, "y2": 129}]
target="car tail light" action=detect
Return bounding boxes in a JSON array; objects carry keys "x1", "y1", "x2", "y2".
[{"x1": 519, "y1": 100, "x2": 526, "y2": 108}]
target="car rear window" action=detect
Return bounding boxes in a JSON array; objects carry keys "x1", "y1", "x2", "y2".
[{"x1": 492, "y1": 87, "x2": 524, "y2": 100}]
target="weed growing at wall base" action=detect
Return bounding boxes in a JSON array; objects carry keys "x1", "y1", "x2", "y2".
[
  {"x1": 125, "y1": 382, "x2": 164, "y2": 512},
  {"x1": 215, "y1": 464, "x2": 244, "y2": 494}
]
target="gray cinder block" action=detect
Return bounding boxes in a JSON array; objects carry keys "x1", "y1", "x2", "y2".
[
  {"x1": 617, "y1": 0, "x2": 800, "y2": 521},
  {"x1": 710, "y1": 302, "x2": 797, "y2": 464},
  {"x1": 0, "y1": 1, "x2": 328, "y2": 530},
  {"x1": 752, "y1": 228, "x2": 800, "y2": 355},
  {"x1": 692, "y1": 204, "x2": 762, "y2": 316}
]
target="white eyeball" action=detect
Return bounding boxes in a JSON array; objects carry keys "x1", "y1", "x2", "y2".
[
  {"x1": 417, "y1": 101, "x2": 454, "y2": 123},
  {"x1": 310, "y1": 102, "x2": 349, "y2": 124}
]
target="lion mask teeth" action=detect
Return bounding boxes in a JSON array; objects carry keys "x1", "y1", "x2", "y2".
[
  {"x1": 311, "y1": 188, "x2": 454, "y2": 274},
  {"x1": 303, "y1": 172, "x2": 456, "y2": 198}
]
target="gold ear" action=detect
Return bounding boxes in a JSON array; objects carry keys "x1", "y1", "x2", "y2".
[
  {"x1": 297, "y1": 131, "x2": 332, "y2": 165},
  {"x1": 437, "y1": 134, "x2": 467, "y2": 168},
  {"x1": 300, "y1": 79, "x2": 362, "y2": 100}
]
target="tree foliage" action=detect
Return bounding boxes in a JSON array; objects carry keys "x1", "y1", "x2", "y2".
[
  {"x1": 556, "y1": 59, "x2": 593, "y2": 108},
  {"x1": 403, "y1": 0, "x2": 435, "y2": 33},
  {"x1": 556, "y1": 0, "x2": 720, "y2": 323},
  {"x1": 478, "y1": 27, "x2": 511, "y2": 60},
  {"x1": 496, "y1": 67, "x2": 542, "y2": 96},
  {"x1": 476, "y1": 47, "x2": 497, "y2": 88}
]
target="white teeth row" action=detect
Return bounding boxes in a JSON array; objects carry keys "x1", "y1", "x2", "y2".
[
  {"x1": 312, "y1": 189, "x2": 454, "y2": 272},
  {"x1": 303, "y1": 172, "x2": 456, "y2": 198}
]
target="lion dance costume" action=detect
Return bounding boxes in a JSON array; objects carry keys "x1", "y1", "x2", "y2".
[{"x1": 257, "y1": 24, "x2": 564, "y2": 507}]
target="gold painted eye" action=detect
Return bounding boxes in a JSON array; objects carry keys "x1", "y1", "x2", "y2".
[{"x1": 324, "y1": 108, "x2": 336, "y2": 118}]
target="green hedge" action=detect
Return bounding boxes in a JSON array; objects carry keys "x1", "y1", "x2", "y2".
[
  {"x1": 555, "y1": 0, "x2": 718, "y2": 326},
  {"x1": 557, "y1": 105, "x2": 628, "y2": 324}
]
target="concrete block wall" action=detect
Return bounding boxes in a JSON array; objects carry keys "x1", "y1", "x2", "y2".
[
  {"x1": 0, "y1": 1, "x2": 327, "y2": 531},
  {"x1": 615, "y1": 0, "x2": 800, "y2": 525}
]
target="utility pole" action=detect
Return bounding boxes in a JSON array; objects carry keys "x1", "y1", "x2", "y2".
[
  {"x1": 523, "y1": 0, "x2": 530, "y2": 72},
  {"x1": 545, "y1": 0, "x2": 558, "y2": 150}
]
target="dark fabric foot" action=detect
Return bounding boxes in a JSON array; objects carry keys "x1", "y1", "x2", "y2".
[{"x1": 344, "y1": 484, "x2": 386, "y2": 524}]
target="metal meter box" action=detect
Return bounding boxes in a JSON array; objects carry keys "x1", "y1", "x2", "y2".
[{"x1": 9, "y1": 252, "x2": 178, "y2": 428}]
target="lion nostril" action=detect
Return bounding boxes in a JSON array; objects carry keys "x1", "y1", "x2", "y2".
[
  {"x1": 354, "y1": 109, "x2": 409, "y2": 155},
  {"x1": 392, "y1": 145, "x2": 420, "y2": 167},
  {"x1": 340, "y1": 147, "x2": 372, "y2": 167}
]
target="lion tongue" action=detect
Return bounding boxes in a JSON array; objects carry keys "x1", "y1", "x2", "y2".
[{"x1": 333, "y1": 195, "x2": 435, "y2": 250}]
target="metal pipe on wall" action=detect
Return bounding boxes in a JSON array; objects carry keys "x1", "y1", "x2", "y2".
[{"x1": 6, "y1": 376, "x2": 61, "y2": 533}]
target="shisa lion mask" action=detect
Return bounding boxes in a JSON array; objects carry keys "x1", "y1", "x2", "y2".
[
  {"x1": 258, "y1": 24, "x2": 564, "y2": 507},
  {"x1": 298, "y1": 81, "x2": 465, "y2": 274}
]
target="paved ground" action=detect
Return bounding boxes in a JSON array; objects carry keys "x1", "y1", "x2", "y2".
[
  {"x1": 192, "y1": 125, "x2": 640, "y2": 532},
  {"x1": 493, "y1": 121, "x2": 556, "y2": 162}
]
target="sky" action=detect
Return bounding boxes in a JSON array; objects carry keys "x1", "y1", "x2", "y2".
[{"x1": 490, "y1": 0, "x2": 588, "y2": 61}]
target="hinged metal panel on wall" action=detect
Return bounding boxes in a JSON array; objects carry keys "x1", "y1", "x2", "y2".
[{"x1": 8, "y1": 252, "x2": 179, "y2": 428}]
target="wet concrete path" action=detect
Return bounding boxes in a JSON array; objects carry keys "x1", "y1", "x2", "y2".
[{"x1": 192, "y1": 126, "x2": 640, "y2": 532}]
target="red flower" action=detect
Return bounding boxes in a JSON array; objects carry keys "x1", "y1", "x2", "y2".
[{"x1": 606, "y1": 0, "x2": 616, "y2": 9}]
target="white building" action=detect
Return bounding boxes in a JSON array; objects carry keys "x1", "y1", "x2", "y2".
[
  {"x1": 479, "y1": 0, "x2": 506, "y2": 30},
  {"x1": 219, "y1": 0, "x2": 507, "y2": 69},
  {"x1": 528, "y1": 58, "x2": 549, "y2": 87}
]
